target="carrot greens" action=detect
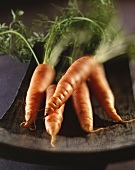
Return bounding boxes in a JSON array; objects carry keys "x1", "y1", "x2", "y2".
[
  {"x1": 0, "y1": 0, "x2": 135, "y2": 65},
  {"x1": 0, "y1": 10, "x2": 43, "y2": 63},
  {"x1": 0, "y1": 30, "x2": 39, "y2": 65}
]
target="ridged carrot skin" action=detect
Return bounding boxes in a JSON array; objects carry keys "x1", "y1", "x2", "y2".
[
  {"x1": 45, "y1": 84, "x2": 65, "y2": 146},
  {"x1": 72, "y1": 82, "x2": 105, "y2": 132},
  {"x1": 72, "y1": 82, "x2": 93, "y2": 132},
  {"x1": 45, "y1": 56, "x2": 96, "y2": 115},
  {"x1": 20, "y1": 64, "x2": 55, "y2": 128},
  {"x1": 87, "y1": 62, "x2": 128, "y2": 123}
]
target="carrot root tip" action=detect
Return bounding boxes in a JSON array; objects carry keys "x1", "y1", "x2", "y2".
[
  {"x1": 51, "y1": 135, "x2": 56, "y2": 147},
  {"x1": 89, "y1": 127, "x2": 106, "y2": 133},
  {"x1": 29, "y1": 121, "x2": 37, "y2": 130},
  {"x1": 20, "y1": 121, "x2": 28, "y2": 128},
  {"x1": 120, "y1": 118, "x2": 135, "y2": 123},
  {"x1": 20, "y1": 120, "x2": 37, "y2": 130}
]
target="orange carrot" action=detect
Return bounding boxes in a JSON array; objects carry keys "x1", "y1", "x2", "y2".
[
  {"x1": 45, "y1": 84, "x2": 65, "y2": 147},
  {"x1": 88, "y1": 61, "x2": 134, "y2": 123},
  {"x1": 45, "y1": 56, "x2": 96, "y2": 115},
  {"x1": 72, "y1": 81, "x2": 105, "y2": 132},
  {"x1": 20, "y1": 64, "x2": 55, "y2": 128}
]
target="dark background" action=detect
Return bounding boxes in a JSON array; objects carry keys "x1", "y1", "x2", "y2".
[{"x1": 0, "y1": 0, "x2": 135, "y2": 170}]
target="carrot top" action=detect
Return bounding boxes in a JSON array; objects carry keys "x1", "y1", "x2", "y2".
[
  {"x1": 42, "y1": 0, "x2": 116, "y2": 66},
  {"x1": 0, "y1": 0, "x2": 135, "y2": 68}
]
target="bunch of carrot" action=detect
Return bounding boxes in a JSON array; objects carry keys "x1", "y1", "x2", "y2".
[
  {"x1": 18, "y1": 0, "x2": 135, "y2": 147},
  {"x1": 0, "y1": 0, "x2": 135, "y2": 147},
  {"x1": 20, "y1": 54, "x2": 135, "y2": 147}
]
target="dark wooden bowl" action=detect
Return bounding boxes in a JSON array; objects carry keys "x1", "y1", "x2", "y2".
[{"x1": 0, "y1": 43, "x2": 135, "y2": 169}]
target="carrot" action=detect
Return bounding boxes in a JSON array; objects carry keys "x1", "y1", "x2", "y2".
[
  {"x1": 72, "y1": 81, "x2": 105, "y2": 132},
  {"x1": 20, "y1": 64, "x2": 55, "y2": 128},
  {"x1": 45, "y1": 56, "x2": 96, "y2": 115},
  {"x1": 88, "y1": 61, "x2": 134, "y2": 123},
  {"x1": 44, "y1": 84, "x2": 65, "y2": 147}
]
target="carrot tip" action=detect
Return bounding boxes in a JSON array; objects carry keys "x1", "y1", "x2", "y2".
[
  {"x1": 89, "y1": 127, "x2": 106, "y2": 133},
  {"x1": 20, "y1": 121, "x2": 28, "y2": 128},
  {"x1": 120, "y1": 118, "x2": 135, "y2": 123},
  {"x1": 29, "y1": 121, "x2": 37, "y2": 130},
  {"x1": 51, "y1": 135, "x2": 56, "y2": 147},
  {"x1": 20, "y1": 120, "x2": 37, "y2": 130}
]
